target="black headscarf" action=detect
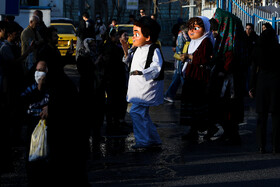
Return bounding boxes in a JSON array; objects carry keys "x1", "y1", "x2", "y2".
[{"x1": 253, "y1": 28, "x2": 280, "y2": 71}]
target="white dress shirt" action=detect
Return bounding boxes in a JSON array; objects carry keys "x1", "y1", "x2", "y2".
[{"x1": 127, "y1": 44, "x2": 164, "y2": 106}]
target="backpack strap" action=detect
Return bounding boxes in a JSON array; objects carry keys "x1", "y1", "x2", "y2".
[
  {"x1": 128, "y1": 47, "x2": 137, "y2": 73},
  {"x1": 144, "y1": 43, "x2": 164, "y2": 80}
]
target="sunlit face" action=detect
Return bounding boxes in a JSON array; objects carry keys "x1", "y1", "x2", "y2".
[
  {"x1": 262, "y1": 25, "x2": 266, "y2": 31},
  {"x1": 188, "y1": 23, "x2": 204, "y2": 40},
  {"x1": 36, "y1": 61, "x2": 48, "y2": 73},
  {"x1": 132, "y1": 25, "x2": 150, "y2": 47},
  {"x1": 0, "y1": 29, "x2": 5, "y2": 40},
  {"x1": 30, "y1": 19, "x2": 38, "y2": 29},
  {"x1": 246, "y1": 25, "x2": 253, "y2": 36}
]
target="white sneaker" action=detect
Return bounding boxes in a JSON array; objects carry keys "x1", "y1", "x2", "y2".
[{"x1": 164, "y1": 97, "x2": 174, "y2": 103}]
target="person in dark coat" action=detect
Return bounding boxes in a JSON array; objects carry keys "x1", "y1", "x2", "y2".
[
  {"x1": 102, "y1": 29, "x2": 127, "y2": 134},
  {"x1": 37, "y1": 26, "x2": 89, "y2": 186},
  {"x1": 76, "y1": 12, "x2": 95, "y2": 60},
  {"x1": 33, "y1": 10, "x2": 47, "y2": 41},
  {"x1": 76, "y1": 37, "x2": 105, "y2": 157},
  {"x1": 249, "y1": 28, "x2": 280, "y2": 154},
  {"x1": 244, "y1": 23, "x2": 258, "y2": 93},
  {"x1": 207, "y1": 8, "x2": 245, "y2": 145}
]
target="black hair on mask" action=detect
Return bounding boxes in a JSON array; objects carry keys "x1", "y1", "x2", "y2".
[{"x1": 134, "y1": 16, "x2": 161, "y2": 43}]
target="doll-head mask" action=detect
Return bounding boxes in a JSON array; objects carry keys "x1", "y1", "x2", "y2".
[
  {"x1": 132, "y1": 25, "x2": 150, "y2": 47},
  {"x1": 133, "y1": 17, "x2": 161, "y2": 47},
  {"x1": 187, "y1": 17, "x2": 205, "y2": 40}
]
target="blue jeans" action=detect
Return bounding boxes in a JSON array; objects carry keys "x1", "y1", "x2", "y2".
[
  {"x1": 129, "y1": 104, "x2": 162, "y2": 146},
  {"x1": 164, "y1": 60, "x2": 184, "y2": 99}
]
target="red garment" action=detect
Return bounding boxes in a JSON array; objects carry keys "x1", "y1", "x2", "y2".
[
  {"x1": 224, "y1": 51, "x2": 233, "y2": 72},
  {"x1": 185, "y1": 38, "x2": 213, "y2": 82}
]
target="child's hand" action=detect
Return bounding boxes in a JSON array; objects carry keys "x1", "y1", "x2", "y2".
[
  {"x1": 188, "y1": 54, "x2": 193, "y2": 61},
  {"x1": 180, "y1": 53, "x2": 187, "y2": 62},
  {"x1": 120, "y1": 39, "x2": 129, "y2": 57},
  {"x1": 130, "y1": 70, "x2": 143, "y2": 75}
]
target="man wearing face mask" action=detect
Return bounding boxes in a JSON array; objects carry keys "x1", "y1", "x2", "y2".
[
  {"x1": 95, "y1": 16, "x2": 107, "y2": 54},
  {"x1": 21, "y1": 60, "x2": 49, "y2": 187},
  {"x1": 21, "y1": 60, "x2": 49, "y2": 138}
]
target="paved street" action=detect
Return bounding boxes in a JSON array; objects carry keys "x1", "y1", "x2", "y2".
[{"x1": 1, "y1": 47, "x2": 280, "y2": 186}]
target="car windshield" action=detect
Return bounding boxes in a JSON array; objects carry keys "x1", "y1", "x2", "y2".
[
  {"x1": 52, "y1": 25, "x2": 75, "y2": 34},
  {"x1": 118, "y1": 26, "x2": 133, "y2": 36}
]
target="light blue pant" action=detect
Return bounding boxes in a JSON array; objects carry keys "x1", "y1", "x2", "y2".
[
  {"x1": 129, "y1": 104, "x2": 162, "y2": 146},
  {"x1": 164, "y1": 60, "x2": 184, "y2": 99}
]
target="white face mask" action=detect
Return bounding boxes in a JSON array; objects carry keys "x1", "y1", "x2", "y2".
[{"x1": 34, "y1": 71, "x2": 46, "y2": 84}]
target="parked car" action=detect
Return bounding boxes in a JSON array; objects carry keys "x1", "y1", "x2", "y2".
[
  {"x1": 50, "y1": 20, "x2": 77, "y2": 56},
  {"x1": 115, "y1": 24, "x2": 133, "y2": 47}
]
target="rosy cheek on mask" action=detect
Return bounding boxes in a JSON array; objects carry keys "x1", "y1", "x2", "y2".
[
  {"x1": 133, "y1": 33, "x2": 147, "y2": 47},
  {"x1": 188, "y1": 27, "x2": 204, "y2": 39}
]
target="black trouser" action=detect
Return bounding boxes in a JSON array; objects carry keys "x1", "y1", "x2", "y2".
[{"x1": 257, "y1": 112, "x2": 280, "y2": 149}]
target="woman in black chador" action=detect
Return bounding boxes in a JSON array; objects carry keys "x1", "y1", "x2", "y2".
[{"x1": 249, "y1": 28, "x2": 280, "y2": 154}]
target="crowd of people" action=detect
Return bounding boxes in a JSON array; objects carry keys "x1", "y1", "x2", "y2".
[
  {"x1": 167, "y1": 8, "x2": 280, "y2": 153},
  {"x1": 0, "y1": 7, "x2": 280, "y2": 186}
]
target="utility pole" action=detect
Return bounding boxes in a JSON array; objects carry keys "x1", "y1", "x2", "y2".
[
  {"x1": 153, "y1": 0, "x2": 158, "y2": 14},
  {"x1": 182, "y1": 0, "x2": 196, "y2": 18}
]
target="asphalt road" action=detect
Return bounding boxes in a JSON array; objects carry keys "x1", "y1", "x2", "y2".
[{"x1": 84, "y1": 67, "x2": 280, "y2": 187}]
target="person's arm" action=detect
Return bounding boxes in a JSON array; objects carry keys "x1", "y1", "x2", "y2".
[
  {"x1": 16, "y1": 42, "x2": 35, "y2": 63},
  {"x1": 120, "y1": 38, "x2": 129, "y2": 58},
  {"x1": 0, "y1": 42, "x2": 34, "y2": 64},
  {"x1": 176, "y1": 32, "x2": 185, "y2": 54},
  {"x1": 122, "y1": 46, "x2": 135, "y2": 66},
  {"x1": 40, "y1": 105, "x2": 48, "y2": 119},
  {"x1": 100, "y1": 24, "x2": 107, "y2": 35},
  {"x1": 20, "y1": 31, "x2": 29, "y2": 55}
]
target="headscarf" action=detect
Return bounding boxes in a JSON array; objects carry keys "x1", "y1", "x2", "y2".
[
  {"x1": 253, "y1": 28, "x2": 280, "y2": 71},
  {"x1": 213, "y1": 8, "x2": 244, "y2": 55},
  {"x1": 188, "y1": 16, "x2": 215, "y2": 54}
]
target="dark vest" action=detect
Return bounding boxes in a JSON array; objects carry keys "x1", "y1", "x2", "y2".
[{"x1": 130, "y1": 43, "x2": 165, "y2": 80}]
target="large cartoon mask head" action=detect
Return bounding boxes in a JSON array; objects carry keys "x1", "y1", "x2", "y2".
[
  {"x1": 187, "y1": 17, "x2": 205, "y2": 40},
  {"x1": 132, "y1": 25, "x2": 150, "y2": 47},
  {"x1": 132, "y1": 17, "x2": 161, "y2": 47}
]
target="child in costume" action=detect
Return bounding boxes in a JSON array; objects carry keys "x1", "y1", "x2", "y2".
[
  {"x1": 180, "y1": 16, "x2": 214, "y2": 142},
  {"x1": 125, "y1": 17, "x2": 163, "y2": 149}
]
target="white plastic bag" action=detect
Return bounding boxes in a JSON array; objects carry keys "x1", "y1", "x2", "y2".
[{"x1": 29, "y1": 119, "x2": 48, "y2": 162}]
